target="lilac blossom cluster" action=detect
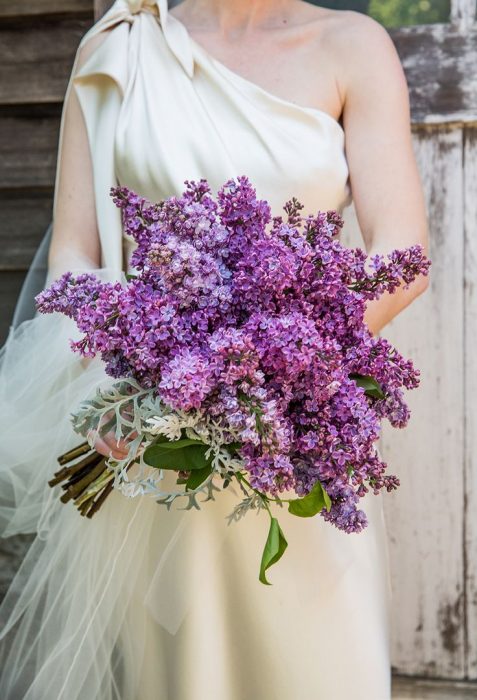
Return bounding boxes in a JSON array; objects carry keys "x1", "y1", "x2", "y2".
[{"x1": 36, "y1": 176, "x2": 430, "y2": 533}]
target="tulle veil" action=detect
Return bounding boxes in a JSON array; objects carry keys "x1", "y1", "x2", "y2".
[
  {"x1": 0, "y1": 190, "x2": 242, "y2": 699},
  {"x1": 0, "y1": 204, "x2": 248, "y2": 698},
  {"x1": 0, "y1": 169, "x2": 151, "y2": 699}
]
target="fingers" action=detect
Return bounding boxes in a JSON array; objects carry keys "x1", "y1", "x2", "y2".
[
  {"x1": 88, "y1": 430, "x2": 130, "y2": 461},
  {"x1": 103, "y1": 429, "x2": 139, "y2": 455},
  {"x1": 103, "y1": 432, "x2": 130, "y2": 460},
  {"x1": 96, "y1": 436, "x2": 124, "y2": 460}
]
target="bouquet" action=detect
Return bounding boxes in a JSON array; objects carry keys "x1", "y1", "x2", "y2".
[{"x1": 36, "y1": 176, "x2": 430, "y2": 583}]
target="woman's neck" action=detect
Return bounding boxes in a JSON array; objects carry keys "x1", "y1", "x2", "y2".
[{"x1": 175, "y1": 0, "x2": 299, "y2": 38}]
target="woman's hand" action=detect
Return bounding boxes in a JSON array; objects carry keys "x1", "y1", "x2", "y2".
[
  {"x1": 88, "y1": 410, "x2": 138, "y2": 461},
  {"x1": 91, "y1": 430, "x2": 131, "y2": 461}
]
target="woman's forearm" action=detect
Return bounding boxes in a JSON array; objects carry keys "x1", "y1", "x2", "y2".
[{"x1": 364, "y1": 273, "x2": 429, "y2": 336}]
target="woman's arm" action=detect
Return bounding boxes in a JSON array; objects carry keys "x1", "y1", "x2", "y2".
[
  {"x1": 335, "y1": 12, "x2": 430, "y2": 334},
  {"x1": 48, "y1": 31, "x2": 112, "y2": 276},
  {"x1": 50, "y1": 30, "x2": 130, "y2": 460}
]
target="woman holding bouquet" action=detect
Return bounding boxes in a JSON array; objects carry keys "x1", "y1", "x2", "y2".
[{"x1": 0, "y1": 0, "x2": 429, "y2": 698}]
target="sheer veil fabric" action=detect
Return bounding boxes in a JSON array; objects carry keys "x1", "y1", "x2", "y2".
[{"x1": 0, "y1": 1, "x2": 393, "y2": 698}]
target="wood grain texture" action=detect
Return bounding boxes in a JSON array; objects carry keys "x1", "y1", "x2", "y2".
[
  {"x1": 463, "y1": 125, "x2": 477, "y2": 680},
  {"x1": 393, "y1": 675, "x2": 477, "y2": 699},
  {"x1": 451, "y1": 0, "x2": 477, "y2": 27},
  {"x1": 389, "y1": 24, "x2": 477, "y2": 124},
  {"x1": 0, "y1": 20, "x2": 91, "y2": 105},
  {"x1": 0, "y1": 112, "x2": 60, "y2": 189},
  {"x1": 0, "y1": 0, "x2": 92, "y2": 17},
  {"x1": 0, "y1": 192, "x2": 53, "y2": 271}
]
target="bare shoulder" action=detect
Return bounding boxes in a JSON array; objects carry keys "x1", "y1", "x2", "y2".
[
  {"x1": 301, "y1": 4, "x2": 395, "y2": 50},
  {"x1": 315, "y1": 9, "x2": 412, "y2": 140},
  {"x1": 290, "y1": 3, "x2": 404, "y2": 92},
  {"x1": 325, "y1": 8, "x2": 394, "y2": 43},
  {"x1": 320, "y1": 9, "x2": 405, "y2": 88}
]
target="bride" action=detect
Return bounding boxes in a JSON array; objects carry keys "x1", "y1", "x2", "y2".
[{"x1": 0, "y1": 0, "x2": 429, "y2": 698}]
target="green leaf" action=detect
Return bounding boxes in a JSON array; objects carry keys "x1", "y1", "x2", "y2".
[
  {"x1": 322, "y1": 486, "x2": 332, "y2": 512},
  {"x1": 143, "y1": 441, "x2": 212, "y2": 471},
  {"x1": 259, "y1": 517, "x2": 288, "y2": 585},
  {"x1": 155, "y1": 438, "x2": 206, "y2": 450},
  {"x1": 349, "y1": 373, "x2": 385, "y2": 400},
  {"x1": 288, "y1": 480, "x2": 330, "y2": 518},
  {"x1": 186, "y1": 465, "x2": 213, "y2": 491}
]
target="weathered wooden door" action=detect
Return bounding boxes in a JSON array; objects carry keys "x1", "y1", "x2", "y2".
[{"x1": 329, "y1": 0, "x2": 477, "y2": 681}]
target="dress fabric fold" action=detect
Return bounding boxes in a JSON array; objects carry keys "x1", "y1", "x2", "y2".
[{"x1": 0, "y1": 1, "x2": 392, "y2": 698}]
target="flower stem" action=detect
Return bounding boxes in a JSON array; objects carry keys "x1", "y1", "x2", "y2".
[{"x1": 235, "y1": 472, "x2": 295, "y2": 513}]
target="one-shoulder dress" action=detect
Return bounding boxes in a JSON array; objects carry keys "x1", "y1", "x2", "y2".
[{"x1": 0, "y1": 1, "x2": 392, "y2": 698}]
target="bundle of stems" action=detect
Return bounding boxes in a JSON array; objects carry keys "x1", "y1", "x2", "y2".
[{"x1": 49, "y1": 442, "x2": 117, "y2": 518}]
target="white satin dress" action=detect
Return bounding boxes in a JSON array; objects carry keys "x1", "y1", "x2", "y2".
[{"x1": 0, "y1": 1, "x2": 393, "y2": 698}]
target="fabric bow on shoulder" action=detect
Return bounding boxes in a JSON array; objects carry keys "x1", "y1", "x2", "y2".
[
  {"x1": 126, "y1": 0, "x2": 159, "y2": 15},
  {"x1": 81, "y1": 0, "x2": 194, "y2": 79},
  {"x1": 122, "y1": 0, "x2": 194, "y2": 78}
]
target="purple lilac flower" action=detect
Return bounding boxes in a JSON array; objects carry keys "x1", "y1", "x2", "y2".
[{"x1": 36, "y1": 176, "x2": 430, "y2": 532}]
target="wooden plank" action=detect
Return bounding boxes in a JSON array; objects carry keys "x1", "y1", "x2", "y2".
[
  {"x1": 0, "y1": 112, "x2": 60, "y2": 189},
  {"x1": 380, "y1": 127, "x2": 466, "y2": 678},
  {"x1": 0, "y1": 20, "x2": 92, "y2": 105},
  {"x1": 0, "y1": 271, "x2": 28, "y2": 346},
  {"x1": 389, "y1": 24, "x2": 477, "y2": 124},
  {"x1": 0, "y1": 192, "x2": 52, "y2": 271},
  {"x1": 451, "y1": 0, "x2": 477, "y2": 27},
  {"x1": 0, "y1": 0, "x2": 92, "y2": 18},
  {"x1": 464, "y1": 125, "x2": 477, "y2": 679},
  {"x1": 393, "y1": 675, "x2": 477, "y2": 699}
]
